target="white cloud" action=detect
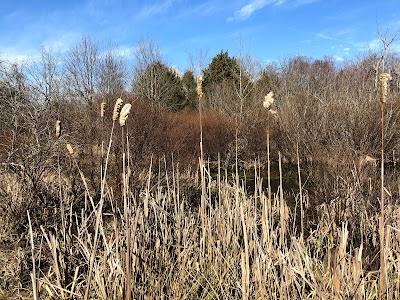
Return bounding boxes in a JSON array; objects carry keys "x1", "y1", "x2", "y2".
[
  {"x1": 291, "y1": 0, "x2": 319, "y2": 7},
  {"x1": 137, "y1": 0, "x2": 176, "y2": 19},
  {"x1": 227, "y1": 0, "x2": 319, "y2": 22},
  {"x1": 227, "y1": 0, "x2": 282, "y2": 22},
  {"x1": 175, "y1": 2, "x2": 219, "y2": 18},
  {"x1": 333, "y1": 55, "x2": 344, "y2": 62},
  {"x1": 367, "y1": 39, "x2": 381, "y2": 52},
  {"x1": 315, "y1": 33, "x2": 335, "y2": 41},
  {"x1": 108, "y1": 46, "x2": 133, "y2": 59},
  {"x1": 0, "y1": 46, "x2": 39, "y2": 64},
  {"x1": 43, "y1": 32, "x2": 81, "y2": 54}
]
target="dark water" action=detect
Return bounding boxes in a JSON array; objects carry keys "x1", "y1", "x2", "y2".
[
  {"x1": 211, "y1": 162, "x2": 303, "y2": 195},
  {"x1": 209, "y1": 162, "x2": 312, "y2": 230}
]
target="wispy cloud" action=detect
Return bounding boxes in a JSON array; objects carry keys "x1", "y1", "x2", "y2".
[
  {"x1": 227, "y1": 0, "x2": 318, "y2": 22},
  {"x1": 227, "y1": 0, "x2": 282, "y2": 22},
  {"x1": 315, "y1": 33, "x2": 340, "y2": 42},
  {"x1": 291, "y1": 0, "x2": 320, "y2": 8},
  {"x1": 43, "y1": 32, "x2": 81, "y2": 53},
  {"x1": 0, "y1": 46, "x2": 39, "y2": 64},
  {"x1": 313, "y1": 28, "x2": 355, "y2": 45},
  {"x1": 175, "y1": 2, "x2": 220, "y2": 18},
  {"x1": 137, "y1": 0, "x2": 177, "y2": 19},
  {"x1": 109, "y1": 46, "x2": 133, "y2": 59},
  {"x1": 333, "y1": 55, "x2": 344, "y2": 62}
]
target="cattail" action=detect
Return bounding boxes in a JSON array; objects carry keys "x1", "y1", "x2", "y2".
[
  {"x1": 55, "y1": 120, "x2": 61, "y2": 138},
  {"x1": 263, "y1": 91, "x2": 274, "y2": 109},
  {"x1": 119, "y1": 103, "x2": 132, "y2": 127},
  {"x1": 66, "y1": 143, "x2": 74, "y2": 155},
  {"x1": 269, "y1": 109, "x2": 278, "y2": 115},
  {"x1": 379, "y1": 73, "x2": 392, "y2": 103},
  {"x1": 112, "y1": 98, "x2": 123, "y2": 121},
  {"x1": 196, "y1": 75, "x2": 203, "y2": 98},
  {"x1": 100, "y1": 101, "x2": 106, "y2": 118}
]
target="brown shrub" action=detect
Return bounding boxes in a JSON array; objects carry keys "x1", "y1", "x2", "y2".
[{"x1": 92, "y1": 95, "x2": 236, "y2": 169}]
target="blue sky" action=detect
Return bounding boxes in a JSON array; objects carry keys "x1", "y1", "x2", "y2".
[{"x1": 1, "y1": 0, "x2": 400, "y2": 72}]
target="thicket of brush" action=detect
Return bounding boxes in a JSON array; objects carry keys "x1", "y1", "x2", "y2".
[
  {"x1": 2, "y1": 47, "x2": 400, "y2": 298},
  {"x1": 2, "y1": 124, "x2": 400, "y2": 299}
]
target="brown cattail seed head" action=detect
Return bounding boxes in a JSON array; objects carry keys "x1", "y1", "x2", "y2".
[
  {"x1": 379, "y1": 73, "x2": 392, "y2": 103},
  {"x1": 196, "y1": 75, "x2": 203, "y2": 98},
  {"x1": 112, "y1": 98, "x2": 123, "y2": 121},
  {"x1": 119, "y1": 103, "x2": 132, "y2": 127},
  {"x1": 66, "y1": 143, "x2": 74, "y2": 155},
  {"x1": 263, "y1": 91, "x2": 274, "y2": 109},
  {"x1": 55, "y1": 120, "x2": 61, "y2": 138},
  {"x1": 100, "y1": 101, "x2": 106, "y2": 118}
]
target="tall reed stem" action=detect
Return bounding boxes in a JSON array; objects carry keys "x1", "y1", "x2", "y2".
[
  {"x1": 378, "y1": 72, "x2": 391, "y2": 299},
  {"x1": 379, "y1": 100, "x2": 386, "y2": 298},
  {"x1": 197, "y1": 75, "x2": 206, "y2": 253},
  {"x1": 297, "y1": 142, "x2": 304, "y2": 239}
]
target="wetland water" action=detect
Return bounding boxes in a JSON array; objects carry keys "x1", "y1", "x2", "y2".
[{"x1": 211, "y1": 162, "x2": 303, "y2": 195}]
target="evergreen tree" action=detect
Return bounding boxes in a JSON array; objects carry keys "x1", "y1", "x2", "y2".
[
  {"x1": 202, "y1": 50, "x2": 240, "y2": 89},
  {"x1": 181, "y1": 70, "x2": 198, "y2": 110},
  {"x1": 133, "y1": 60, "x2": 185, "y2": 110}
]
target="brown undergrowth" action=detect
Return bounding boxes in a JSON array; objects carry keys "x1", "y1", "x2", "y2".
[{"x1": 1, "y1": 102, "x2": 400, "y2": 298}]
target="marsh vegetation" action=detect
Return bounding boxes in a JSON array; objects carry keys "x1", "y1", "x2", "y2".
[{"x1": 1, "y1": 36, "x2": 400, "y2": 299}]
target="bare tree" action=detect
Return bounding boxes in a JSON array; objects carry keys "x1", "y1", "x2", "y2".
[
  {"x1": 97, "y1": 48, "x2": 127, "y2": 95},
  {"x1": 132, "y1": 39, "x2": 164, "y2": 101},
  {"x1": 64, "y1": 36, "x2": 99, "y2": 104},
  {"x1": 234, "y1": 54, "x2": 262, "y2": 120},
  {"x1": 132, "y1": 39, "x2": 184, "y2": 108},
  {"x1": 186, "y1": 48, "x2": 209, "y2": 76},
  {"x1": 0, "y1": 62, "x2": 30, "y2": 157},
  {"x1": 26, "y1": 46, "x2": 62, "y2": 104},
  {"x1": 376, "y1": 28, "x2": 399, "y2": 72}
]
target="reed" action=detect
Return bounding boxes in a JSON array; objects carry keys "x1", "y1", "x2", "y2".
[
  {"x1": 100, "y1": 101, "x2": 106, "y2": 181},
  {"x1": 119, "y1": 103, "x2": 132, "y2": 127},
  {"x1": 84, "y1": 98, "x2": 125, "y2": 300},
  {"x1": 263, "y1": 91, "x2": 275, "y2": 242},
  {"x1": 112, "y1": 98, "x2": 123, "y2": 121},
  {"x1": 55, "y1": 120, "x2": 61, "y2": 139},
  {"x1": 379, "y1": 72, "x2": 391, "y2": 299},
  {"x1": 11, "y1": 147, "x2": 400, "y2": 299},
  {"x1": 197, "y1": 74, "x2": 207, "y2": 254},
  {"x1": 119, "y1": 102, "x2": 132, "y2": 300}
]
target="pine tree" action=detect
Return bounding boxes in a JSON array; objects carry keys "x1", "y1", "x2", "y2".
[{"x1": 203, "y1": 50, "x2": 240, "y2": 89}]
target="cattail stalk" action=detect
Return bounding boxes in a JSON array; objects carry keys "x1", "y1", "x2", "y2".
[
  {"x1": 55, "y1": 120, "x2": 61, "y2": 139},
  {"x1": 119, "y1": 103, "x2": 132, "y2": 127},
  {"x1": 279, "y1": 152, "x2": 285, "y2": 249},
  {"x1": 113, "y1": 98, "x2": 123, "y2": 121},
  {"x1": 55, "y1": 119, "x2": 65, "y2": 245},
  {"x1": 197, "y1": 75, "x2": 206, "y2": 254},
  {"x1": 84, "y1": 98, "x2": 123, "y2": 300},
  {"x1": 100, "y1": 101, "x2": 106, "y2": 118},
  {"x1": 119, "y1": 102, "x2": 132, "y2": 300},
  {"x1": 297, "y1": 142, "x2": 304, "y2": 239},
  {"x1": 263, "y1": 91, "x2": 275, "y2": 241},
  {"x1": 263, "y1": 91, "x2": 274, "y2": 110},
  {"x1": 111, "y1": 98, "x2": 124, "y2": 201},
  {"x1": 119, "y1": 103, "x2": 132, "y2": 198},
  {"x1": 100, "y1": 101, "x2": 106, "y2": 181},
  {"x1": 66, "y1": 143, "x2": 74, "y2": 155},
  {"x1": 27, "y1": 211, "x2": 38, "y2": 300},
  {"x1": 379, "y1": 72, "x2": 391, "y2": 299}
]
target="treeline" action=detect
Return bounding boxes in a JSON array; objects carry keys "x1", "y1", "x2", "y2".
[{"x1": 2, "y1": 35, "x2": 400, "y2": 176}]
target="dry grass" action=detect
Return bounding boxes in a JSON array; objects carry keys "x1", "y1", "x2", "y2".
[{"x1": 1, "y1": 121, "x2": 400, "y2": 299}]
